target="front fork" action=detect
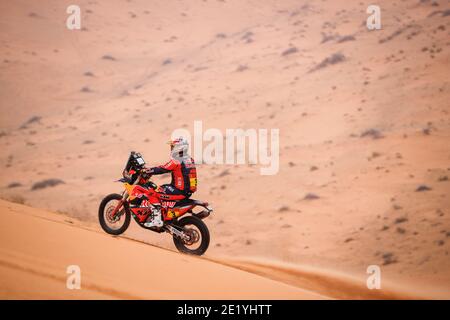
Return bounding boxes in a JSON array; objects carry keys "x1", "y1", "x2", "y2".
[
  {"x1": 110, "y1": 190, "x2": 129, "y2": 217},
  {"x1": 111, "y1": 174, "x2": 141, "y2": 219},
  {"x1": 110, "y1": 197, "x2": 125, "y2": 220}
]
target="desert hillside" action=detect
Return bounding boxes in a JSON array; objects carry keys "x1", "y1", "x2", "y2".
[
  {"x1": 0, "y1": 0, "x2": 449, "y2": 296},
  {"x1": 0, "y1": 199, "x2": 327, "y2": 299},
  {"x1": 1, "y1": 199, "x2": 442, "y2": 299}
]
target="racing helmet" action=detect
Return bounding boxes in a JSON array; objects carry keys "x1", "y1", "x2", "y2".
[{"x1": 168, "y1": 136, "x2": 189, "y2": 158}]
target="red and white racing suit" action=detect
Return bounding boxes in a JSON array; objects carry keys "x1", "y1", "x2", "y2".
[{"x1": 148, "y1": 157, "x2": 197, "y2": 201}]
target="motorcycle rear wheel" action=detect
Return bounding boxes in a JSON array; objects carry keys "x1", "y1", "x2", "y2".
[
  {"x1": 172, "y1": 216, "x2": 210, "y2": 255},
  {"x1": 98, "y1": 193, "x2": 131, "y2": 235}
]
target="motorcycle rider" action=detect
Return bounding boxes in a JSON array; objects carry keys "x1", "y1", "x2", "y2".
[{"x1": 143, "y1": 137, "x2": 197, "y2": 227}]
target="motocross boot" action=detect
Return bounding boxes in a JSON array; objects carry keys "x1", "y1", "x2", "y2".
[{"x1": 144, "y1": 206, "x2": 163, "y2": 228}]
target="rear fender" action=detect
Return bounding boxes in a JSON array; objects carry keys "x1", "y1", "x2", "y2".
[{"x1": 190, "y1": 201, "x2": 213, "y2": 219}]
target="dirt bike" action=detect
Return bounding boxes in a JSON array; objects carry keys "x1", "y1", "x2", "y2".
[{"x1": 98, "y1": 151, "x2": 213, "y2": 255}]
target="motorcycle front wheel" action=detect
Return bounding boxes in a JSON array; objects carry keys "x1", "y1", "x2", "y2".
[
  {"x1": 98, "y1": 193, "x2": 131, "y2": 235},
  {"x1": 172, "y1": 216, "x2": 210, "y2": 255}
]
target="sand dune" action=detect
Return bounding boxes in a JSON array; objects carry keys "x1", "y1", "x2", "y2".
[
  {"x1": 209, "y1": 258, "x2": 447, "y2": 300},
  {"x1": 0, "y1": 199, "x2": 326, "y2": 299},
  {"x1": 3, "y1": 199, "x2": 447, "y2": 299}
]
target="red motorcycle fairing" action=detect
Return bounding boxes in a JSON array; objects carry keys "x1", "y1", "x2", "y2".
[{"x1": 127, "y1": 184, "x2": 196, "y2": 223}]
